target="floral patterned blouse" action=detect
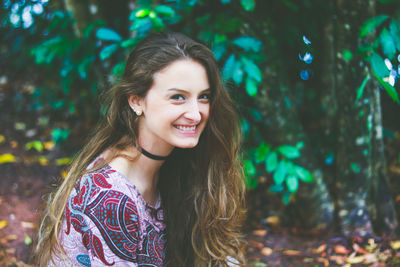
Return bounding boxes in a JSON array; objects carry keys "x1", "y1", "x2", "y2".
[{"x1": 50, "y1": 156, "x2": 166, "y2": 266}]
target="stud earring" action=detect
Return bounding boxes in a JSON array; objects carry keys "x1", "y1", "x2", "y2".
[{"x1": 135, "y1": 110, "x2": 142, "y2": 116}]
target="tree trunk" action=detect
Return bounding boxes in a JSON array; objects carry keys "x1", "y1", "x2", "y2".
[
  {"x1": 334, "y1": 0, "x2": 397, "y2": 237},
  {"x1": 64, "y1": 0, "x2": 92, "y2": 37}
]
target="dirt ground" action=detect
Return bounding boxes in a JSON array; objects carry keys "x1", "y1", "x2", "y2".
[{"x1": 0, "y1": 162, "x2": 400, "y2": 267}]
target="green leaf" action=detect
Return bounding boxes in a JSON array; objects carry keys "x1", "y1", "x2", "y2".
[
  {"x1": 232, "y1": 36, "x2": 262, "y2": 52},
  {"x1": 232, "y1": 59, "x2": 244, "y2": 85},
  {"x1": 296, "y1": 141, "x2": 304, "y2": 150},
  {"x1": 214, "y1": 15, "x2": 243, "y2": 34},
  {"x1": 273, "y1": 161, "x2": 286, "y2": 185},
  {"x1": 380, "y1": 28, "x2": 397, "y2": 59},
  {"x1": 378, "y1": 0, "x2": 400, "y2": 3},
  {"x1": 51, "y1": 128, "x2": 70, "y2": 144},
  {"x1": 24, "y1": 233, "x2": 32, "y2": 245},
  {"x1": 56, "y1": 157, "x2": 71, "y2": 166},
  {"x1": 360, "y1": 15, "x2": 389, "y2": 37},
  {"x1": 78, "y1": 56, "x2": 94, "y2": 79},
  {"x1": 100, "y1": 44, "x2": 119, "y2": 61},
  {"x1": 241, "y1": 0, "x2": 255, "y2": 11},
  {"x1": 374, "y1": 72, "x2": 400, "y2": 103},
  {"x1": 121, "y1": 38, "x2": 140, "y2": 48},
  {"x1": 350, "y1": 163, "x2": 361, "y2": 173},
  {"x1": 222, "y1": 54, "x2": 236, "y2": 80},
  {"x1": 282, "y1": 192, "x2": 291, "y2": 205},
  {"x1": 277, "y1": 145, "x2": 300, "y2": 159},
  {"x1": 221, "y1": 0, "x2": 231, "y2": 3},
  {"x1": 356, "y1": 74, "x2": 370, "y2": 102},
  {"x1": 283, "y1": 160, "x2": 296, "y2": 176},
  {"x1": 96, "y1": 28, "x2": 122, "y2": 42},
  {"x1": 286, "y1": 175, "x2": 299, "y2": 193},
  {"x1": 245, "y1": 77, "x2": 258, "y2": 97},
  {"x1": 343, "y1": 49, "x2": 353, "y2": 61},
  {"x1": 130, "y1": 18, "x2": 152, "y2": 31},
  {"x1": 370, "y1": 53, "x2": 390, "y2": 78},
  {"x1": 294, "y1": 166, "x2": 314, "y2": 183},
  {"x1": 150, "y1": 16, "x2": 165, "y2": 31},
  {"x1": 269, "y1": 184, "x2": 284, "y2": 193},
  {"x1": 212, "y1": 44, "x2": 226, "y2": 60},
  {"x1": 244, "y1": 159, "x2": 256, "y2": 176},
  {"x1": 154, "y1": 5, "x2": 176, "y2": 17},
  {"x1": 112, "y1": 62, "x2": 125, "y2": 77},
  {"x1": 389, "y1": 19, "x2": 400, "y2": 51},
  {"x1": 266, "y1": 151, "x2": 278, "y2": 172},
  {"x1": 255, "y1": 142, "x2": 270, "y2": 163},
  {"x1": 25, "y1": 141, "x2": 43, "y2": 152},
  {"x1": 135, "y1": 8, "x2": 150, "y2": 18},
  {"x1": 241, "y1": 56, "x2": 262, "y2": 82},
  {"x1": 245, "y1": 176, "x2": 259, "y2": 189}
]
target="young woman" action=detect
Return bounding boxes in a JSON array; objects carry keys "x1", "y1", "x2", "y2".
[{"x1": 35, "y1": 32, "x2": 246, "y2": 266}]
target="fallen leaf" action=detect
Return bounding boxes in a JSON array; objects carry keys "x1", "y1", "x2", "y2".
[
  {"x1": 21, "y1": 221, "x2": 36, "y2": 229},
  {"x1": 352, "y1": 243, "x2": 368, "y2": 254},
  {"x1": 264, "y1": 216, "x2": 280, "y2": 226},
  {"x1": 317, "y1": 257, "x2": 329, "y2": 267},
  {"x1": 329, "y1": 255, "x2": 345, "y2": 264},
  {"x1": 61, "y1": 170, "x2": 68, "y2": 179},
  {"x1": 311, "y1": 244, "x2": 326, "y2": 254},
  {"x1": 38, "y1": 156, "x2": 49, "y2": 166},
  {"x1": 0, "y1": 154, "x2": 16, "y2": 164},
  {"x1": 391, "y1": 240, "x2": 400, "y2": 250},
  {"x1": 303, "y1": 257, "x2": 313, "y2": 263},
  {"x1": 260, "y1": 247, "x2": 273, "y2": 256},
  {"x1": 10, "y1": 141, "x2": 18, "y2": 148},
  {"x1": 252, "y1": 262, "x2": 267, "y2": 267},
  {"x1": 334, "y1": 245, "x2": 350, "y2": 254},
  {"x1": 248, "y1": 240, "x2": 264, "y2": 249},
  {"x1": 43, "y1": 141, "x2": 55, "y2": 150},
  {"x1": 24, "y1": 233, "x2": 32, "y2": 245},
  {"x1": 347, "y1": 255, "x2": 365, "y2": 264},
  {"x1": 282, "y1": 249, "x2": 301, "y2": 256},
  {"x1": 0, "y1": 135, "x2": 5, "y2": 144},
  {"x1": 56, "y1": 157, "x2": 71, "y2": 166},
  {"x1": 253, "y1": 229, "x2": 267, "y2": 237},
  {"x1": 0, "y1": 220, "x2": 8, "y2": 229},
  {"x1": 0, "y1": 234, "x2": 18, "y2": 244},
  {"x1": 5, "y1": 248, "x2": 15, "y2": 254}
]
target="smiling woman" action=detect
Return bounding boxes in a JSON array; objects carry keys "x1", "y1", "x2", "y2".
[{"x1": 35, "y1": 32, "x2": 246, "y2": 266}]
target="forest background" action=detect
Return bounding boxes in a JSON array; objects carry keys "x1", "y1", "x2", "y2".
[{"x1": 1, "y1": 0, "x2": 400, "y2": 266}]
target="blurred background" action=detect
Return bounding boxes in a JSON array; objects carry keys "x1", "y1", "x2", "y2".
[{"x1": 1, "y1": 0, "x2": 400, "y2": 266}]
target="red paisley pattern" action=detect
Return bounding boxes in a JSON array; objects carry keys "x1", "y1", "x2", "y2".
[{"x1": 63, "y1": 161, "x2": 165, "y2": 266}]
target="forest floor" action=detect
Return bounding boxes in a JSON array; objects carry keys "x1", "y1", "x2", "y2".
[{"x1": 0, "y1": 161, "x2": 400, "y2": 266}]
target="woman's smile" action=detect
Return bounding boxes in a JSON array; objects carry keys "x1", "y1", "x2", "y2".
[{"x1": 174, "y1": 124, "x2": 199, "y2": 134}]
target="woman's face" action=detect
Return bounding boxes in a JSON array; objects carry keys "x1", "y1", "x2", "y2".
[{"x1": 132, "y1": 59, "x2": 211, "y2": 152}]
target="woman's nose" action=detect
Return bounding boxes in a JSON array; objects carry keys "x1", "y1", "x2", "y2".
[{"x1": 184, "y1": 101, "x2": 201, "y2": 122}]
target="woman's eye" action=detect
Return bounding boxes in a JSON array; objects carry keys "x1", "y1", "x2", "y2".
[
  {"x1": 171, "y1": 94, "x2": 185, "y2": 101},
  {"x1": 199, "y1": 94, "x2": 211, "y2": 101}
]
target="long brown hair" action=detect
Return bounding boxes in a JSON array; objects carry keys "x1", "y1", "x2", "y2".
[{"x1": 35, "y1": 32, "x2": 246, "y2": 266}]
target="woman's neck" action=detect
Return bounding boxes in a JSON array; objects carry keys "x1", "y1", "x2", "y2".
[{"x1": 106, "y1": 145, "x2": 169, "y2": 206}]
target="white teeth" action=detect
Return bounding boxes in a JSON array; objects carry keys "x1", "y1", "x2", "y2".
[{"x1": 176, "y1": 125, "x2": 196, "y2": 131}]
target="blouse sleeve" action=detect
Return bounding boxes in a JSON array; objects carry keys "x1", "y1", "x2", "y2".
[
  {"x1": 48, "y1": 211, "x2": 92, "y2": 266},
  {"x1": 50, "y1": 171, "x2": 142, "y2": 267}
]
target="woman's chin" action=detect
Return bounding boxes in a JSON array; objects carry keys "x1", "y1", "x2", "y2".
[{"x1": 173, "y1": 140, "x2": 199, "y2": 149}]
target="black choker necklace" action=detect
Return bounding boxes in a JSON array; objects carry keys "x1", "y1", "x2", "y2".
[{"x1": 140, "y1": 147, "x2": 169, "y2": 161}]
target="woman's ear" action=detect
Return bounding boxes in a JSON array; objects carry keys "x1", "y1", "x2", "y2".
[{"x1": 128, "y1": 95, "x2": 144, "y2": 116}]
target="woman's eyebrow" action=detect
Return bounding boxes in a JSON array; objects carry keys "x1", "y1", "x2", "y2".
[{"x1": 167, "y1": 88, "x2": 211, "y2": 93}]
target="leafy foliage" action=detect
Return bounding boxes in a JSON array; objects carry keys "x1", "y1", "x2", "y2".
[
  {"x1": 3, "y1": 0, "x2": 400, "y2": 206},
  {"x1": 360, "y1": 13, "x2": 400, "y2": 103}
]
